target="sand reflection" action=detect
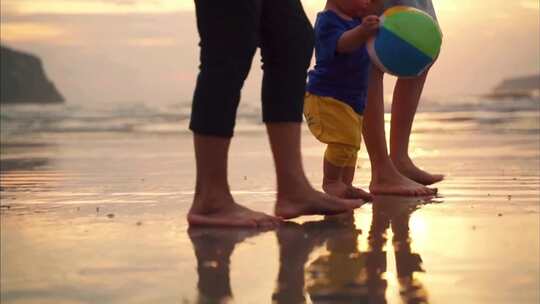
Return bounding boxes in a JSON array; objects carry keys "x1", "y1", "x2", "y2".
[
  {"x1": 367, "y1": 196, "x2": 432, "y2": 304},
  {"x1": 188, "y1": 196, "x2": 437, "y2": 304},
  {"x1": 187, "y1": 227, "x2": 269, "y2": 304}
]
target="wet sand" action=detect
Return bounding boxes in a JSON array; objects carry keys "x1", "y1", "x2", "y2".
[{"x1": 1, "y1": 116, "x2": 539, "y2": 303}]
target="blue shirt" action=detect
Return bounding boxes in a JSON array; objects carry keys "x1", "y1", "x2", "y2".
[{"x1": 306, "y1": 10, "x2": 371, "y2": 114}]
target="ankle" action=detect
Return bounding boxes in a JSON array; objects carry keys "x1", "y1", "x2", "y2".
[
  {"x1": 191, "y1": 188, "x2": 234, "y2": 213},
  {"x1": 322, "y1": 177, "x2": 343, "y2": 187},
  {"x1": 277, "y1": 171, "x2": 312, "y2": 194},
  {"x1": 371, "y1": 159, "x2": 404, "y2": 182},
  {"x1": 371, "y1": 157, "x2": 396, "y2": 173},
  {"x1": 390, "y1": 154, "x2": 411, "y2": 165},
  {"x1": 277, "y1": 182, "x2": 316, "y2": 202}
]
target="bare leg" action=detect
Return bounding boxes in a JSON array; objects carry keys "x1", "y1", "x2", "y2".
[
  {"x1": 343, "y1": 165, "x2": 374, "y2": 201},
  {"x1": 187, "y1": 134, "x2": 281, "y2": 227},
  {"x1": 362, "y1": 66, "x2": 436, "y2": 196},
  {"x1": 268, "y1": 123, "x2": 365, "y2": 219},
  {"x1": 322, "y1": 157, "x2": 347, "y2": 198},
  {"x1": 323, "y1": 159, "x2": 373, "y2": 200},
  {"x1": 390, "y1": 72, "x2": 444, "y2": 185}
]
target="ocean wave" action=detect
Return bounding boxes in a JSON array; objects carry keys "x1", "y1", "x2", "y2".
[{"x1": 1, "y1": 95, "x2": 538, "y2": 137}]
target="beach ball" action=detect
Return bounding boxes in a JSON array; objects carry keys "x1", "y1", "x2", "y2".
[{"x1": 367, "y1": 6, "x2": 442, "y2": 78}]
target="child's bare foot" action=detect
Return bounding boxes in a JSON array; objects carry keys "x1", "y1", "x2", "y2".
[
  {"x1": 346, "y1": 185, "x2": 374, "y2": 201},
  {"x1": 188, "y1": 193, "x2": 281, "y2": 227},
  {"x1": 392, "y1": 156, "x2": 444, "y2": 186},
  {"x1": 274, "y1": 187, "x2": 365, "y2": 220},
  {"x1": 322, "y1": 181, "x2": 373, "y2": 201},
  {"x1": 370, "y1": 162, "x2": 437, "y2": 196}
]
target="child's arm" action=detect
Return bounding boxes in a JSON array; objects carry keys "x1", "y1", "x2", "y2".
[{"x1": 336, "y1": 15, "x2": 379, "y2": 53}]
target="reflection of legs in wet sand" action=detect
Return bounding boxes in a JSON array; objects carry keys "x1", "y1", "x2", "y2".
[
  {"x1": 391, "y1": 207, "x2": 429, "y2": 304},
  {"x1": 304, "y1": 214, "x2": 387, "y2": 303},
  {"x1": 188, "y1": 227, "x2": 267, "y2": 303},
  {"x1": 372, "y1": 195, "x2": 432, "y2": 304},
  {"x1": 367, "y1": 202, "x2": 391, "y2": 304},
  {"x1": 273, "y1": 221, "x2": 329, "y2": 304}
]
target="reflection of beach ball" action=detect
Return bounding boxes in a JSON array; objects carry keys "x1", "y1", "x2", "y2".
[{"x1": 367, "y1": 6, "x2": 442, "y2": 78}]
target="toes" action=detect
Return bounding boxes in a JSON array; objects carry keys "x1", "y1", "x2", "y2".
[
  {"x1": 270, "y1": 215, "x2": 283, "y2": 226},
  {"x1": 415, "y1": 188, "x2": 426, "y2": 196},
  {"x1": 343, "y1": 198, "x2": 365, "y2": 209},
  {"x1": 318, "y1": 196, "x2": 361, "y2": 214},
  {"x1": 267, "y1": 216, "x2": 282, "y2": 228},
  {"x1": 419, "y1": 187, "x2": 432, "y2": 196},
  {"x1": 398, "y1": 187, "x2": 417, "y2": 196},
  {"x1": 188, "y1": 213, "x2": 268, "y2": 228},
  {"x1": 188, "y1": 215, "x2": 258, "y2": 227},
  {"x1": 411, "y1": 188, "x2": 424, "y2": 196},
  {"x1": 348, "y1": 187, "x2": 373, "y2": 201},
  {"x1": 432, "y1": 174, "x2": 445, "y2": 184},
  {"x1": 408, "y1": 188, "x2": 424, "y2": 196},
  {"x1": 365, "y1": 191, "x2": 375, "y2": 200},
  {"x1": 253, "y1": 214, "x2": 279, "y2": 228},
  {"x1": 255, "y1": 220, "x2": 273, "y2": 229}
]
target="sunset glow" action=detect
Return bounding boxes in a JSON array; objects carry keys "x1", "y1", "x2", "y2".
[
  {"x1": 2, "y1": 0, "x2": 537, "y2": 15},
  {"x1": 0, "y1": 22, "x2": 66, "y2": 42},
  {"x1": 0, "y1": 0, "x2": 538, "y2": 102},
  {"x1": 1, "y1": 0, "x2": 194, "y2": 15}
]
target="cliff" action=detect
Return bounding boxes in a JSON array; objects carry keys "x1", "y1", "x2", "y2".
[
  {"x1": 489, "y1": 74, "x2": 540, "y2": 99},
  {"x1": 1, "y1": 45, "x2": 64, "y2": 104}
]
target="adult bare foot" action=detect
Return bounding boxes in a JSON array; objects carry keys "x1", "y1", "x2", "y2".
[
  {"x1": 274, "y1": 187, "x2": 365, "y2": 220},
  {"x1": 392, "y1": 156, "x2": 444, "y2": 186},
  {"x1": 370, "y1": 163, "x2": 437, "y2": 196},
  {"x1": 323, "y1": 181, "x2": 373, "y2": 201},
  {"x1": 188, "y1": 194, "x2": 281, "y2": 227},
  {"x1": 370, "y1": 176, "x2": 436, "y2": 196}
]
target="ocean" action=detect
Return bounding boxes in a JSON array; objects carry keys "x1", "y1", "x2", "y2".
[{"x1": 1, "y1": 95, "x2": 538, "y2": 137}]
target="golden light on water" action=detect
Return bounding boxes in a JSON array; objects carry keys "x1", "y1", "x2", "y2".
[{"x1": 409, "y1": 214, "x2": 428, "y2": 240}]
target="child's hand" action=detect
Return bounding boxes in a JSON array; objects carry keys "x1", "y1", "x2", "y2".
[
  {"x1": 337, "y1": 14, "x2": 380, "y2": 53},
  {"x1": 361, "y1": 15, "x2": 380, "y2": 34}
]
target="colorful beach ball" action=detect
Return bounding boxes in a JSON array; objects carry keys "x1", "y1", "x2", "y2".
[{"x1": 367, "y1": 6, "x2": 442, "y2": 78}]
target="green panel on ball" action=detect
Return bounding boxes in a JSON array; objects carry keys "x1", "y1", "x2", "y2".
[{"x1": 382, "y1": 10, "x2": 442, "y2": 59}]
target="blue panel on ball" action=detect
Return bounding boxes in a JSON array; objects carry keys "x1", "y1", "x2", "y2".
[{"x1": 374, "y1": 27, "x2": 433, "y2": 77}]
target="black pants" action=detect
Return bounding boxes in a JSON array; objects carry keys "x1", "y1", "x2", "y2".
[{"x1": 190, "y1": 0, "x2": 315, "y2": 137}]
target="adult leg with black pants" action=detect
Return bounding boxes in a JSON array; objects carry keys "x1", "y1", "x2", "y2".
[
  {"x1": 188, "y1": 0, "x2": 278, "y2": 227},
  {"x1": 188, "y1": 0, "x2": 362, "y2": 227}
]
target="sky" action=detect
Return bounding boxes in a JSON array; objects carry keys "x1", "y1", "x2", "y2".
[{"x1": 1, "y1": 0, "x2": 539, "y2": 105}]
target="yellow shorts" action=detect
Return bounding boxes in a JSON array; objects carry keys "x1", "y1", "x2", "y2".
[{"x1": 304, "y1": 93, "x2": 363, "y2": 167}]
